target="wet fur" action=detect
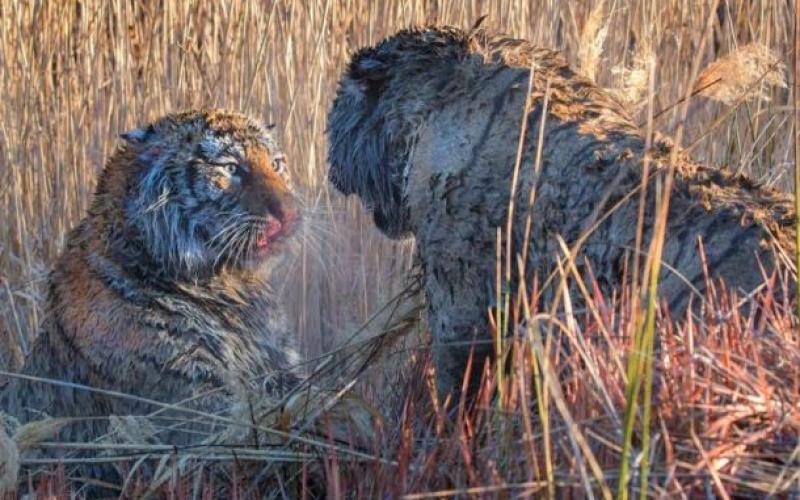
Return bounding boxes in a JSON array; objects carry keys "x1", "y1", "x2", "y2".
[
  {"x1": 327, "y1": 27, "x2": 796, "y2": 396},
  {"x1": 2, "y1": 110, "x2": 302, "y2": 478}
]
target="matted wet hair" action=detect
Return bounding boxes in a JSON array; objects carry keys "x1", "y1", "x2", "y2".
[
  {"x1": 109, "y1": 109, "x2": 294, "y2": 278},
  {"x1": 326, "y1": 27, "x2": 472, "y2": 238}
]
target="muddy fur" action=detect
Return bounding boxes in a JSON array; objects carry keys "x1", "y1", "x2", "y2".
[{"x1": 327, "y1": 26, "x2": 795, "y2": 396}]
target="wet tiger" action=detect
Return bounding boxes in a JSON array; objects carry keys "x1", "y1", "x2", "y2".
[
  {"x1": 2, "y1": 109, "x2": 302, "y2": 470},
  {"x1": 327, "y1": 26, "x2": 796, "y2": 397}
]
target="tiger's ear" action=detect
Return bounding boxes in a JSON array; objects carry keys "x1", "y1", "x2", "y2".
[
  {"x1": 347, "y1": 49, "x2": 391, "y2": 104},
  {"x1": 120, "y1": 125, "x2": 163, "y2": 163},
  {"x1": 352, "y1": 54, "x2": 389, "y2": 80},
  {"x1": 120, "y1": 124, "x2": 155, "y2": 144},
  {"x1": 120, "y1": 128, "x2": 147, "y2": 144}
]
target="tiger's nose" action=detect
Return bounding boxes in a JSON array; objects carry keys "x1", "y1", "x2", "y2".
[
  {"x1": 264, "y1": 192, "x2": 298, "y2": 226},
  {"x1": 264, "y1": 218, "x2": 283, "y2": 239},
  {"x1": 274, "y1": 204, "x2": 298, "y2": 234},
  {"x1": 280, "y1": 206, "x2": 297, "y2": 224}
]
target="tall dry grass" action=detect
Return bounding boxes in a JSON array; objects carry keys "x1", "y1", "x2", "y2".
[
  {"x1": 0, "y1": 0, "x2": 794, "y2": 366},
  {"x1": 0, "y1": 0, "x2": 797, "y2": 497}
]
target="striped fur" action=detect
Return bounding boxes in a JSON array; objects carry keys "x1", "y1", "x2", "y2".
[
  {"x1": 2, "y1": 109, "x2": 302, "y2": 476},
  {"x1": 327, "y1": 27, "x2": 796, "y2": 397}
]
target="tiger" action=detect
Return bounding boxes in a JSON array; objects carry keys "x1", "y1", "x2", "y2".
[
  {"x1": 2, "y1": 109, "x2": 303, "y2": 479},
  {"x1": 326, "y1": 26, "x2": 796, "y2": 398}
]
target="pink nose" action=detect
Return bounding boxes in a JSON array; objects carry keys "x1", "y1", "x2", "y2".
[
  {"x1": 264, "y1": 219, "x2": 283, "y2": 239},
  {"x1": 281, "y1": 208, "x2": 297, "y2": 225}
]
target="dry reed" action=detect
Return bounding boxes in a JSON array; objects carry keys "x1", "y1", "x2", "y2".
[{"x1": 0, "y1": 0, "x2": 797, "y2": 497}]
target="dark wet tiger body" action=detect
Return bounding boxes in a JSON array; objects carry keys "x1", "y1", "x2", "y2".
[
  {"x1": 327, "y1": 27, "x2": 795, "y2": 396},
  {"x1": 2, "y1": 109, "x2": 302, "y2": 448}
]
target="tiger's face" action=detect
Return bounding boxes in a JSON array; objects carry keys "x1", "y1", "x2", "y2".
[{"x1": 118, "y1": 109, "x2": 298, "y2": 277}]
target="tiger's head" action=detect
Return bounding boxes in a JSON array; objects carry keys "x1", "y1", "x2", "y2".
[{"x1": 96, "y1": 109, "x2": 298, "y2": 279}]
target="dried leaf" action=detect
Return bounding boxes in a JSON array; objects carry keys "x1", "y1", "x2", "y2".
[
  {"x1": 11, "y1": 418, "x2": 66, "y2": 452},
  {"x1": 578, "y1": 0, "x2": 609, "y2": 83},
  {"x1": 694, "y1": 43, "x2": 787, "y2": 105},
  {"x1": 0, "y1": 422, "x2": 19, "y2": 495}
]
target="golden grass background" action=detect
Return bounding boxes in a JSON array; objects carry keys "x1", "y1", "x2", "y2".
[
  {"x1": 1, "y1": 1, "x2": 798, "y2": 496},
  {"x1": 0, "y1": 0, "x2": 793, "y2": 366}
]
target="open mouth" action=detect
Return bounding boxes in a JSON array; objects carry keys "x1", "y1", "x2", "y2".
[
  {"x1": 253, "y1": 214, "x2": 297, "y2": 257},
  {"x1": 256, "y1": 219, "x2": 283, "y2": 248}
]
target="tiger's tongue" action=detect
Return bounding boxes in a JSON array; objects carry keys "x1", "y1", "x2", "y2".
[{"x1": 257, "y1": 219, "x2": 283, "y2": 247}]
